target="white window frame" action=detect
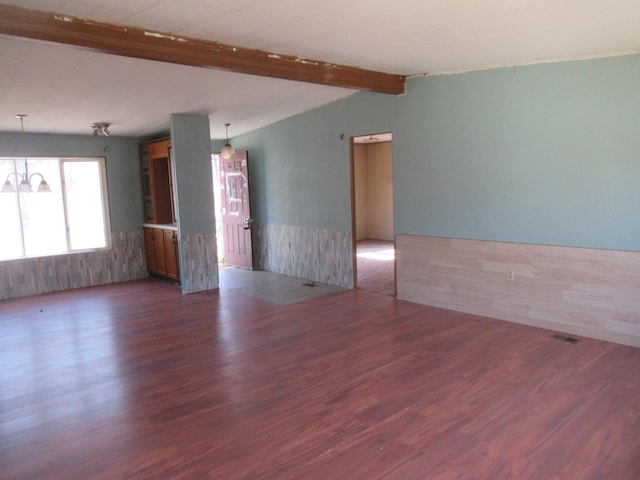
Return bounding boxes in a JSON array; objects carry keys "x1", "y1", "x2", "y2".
[{"x1": 0, "y1": 156, "x2": 112, "y2": 260}]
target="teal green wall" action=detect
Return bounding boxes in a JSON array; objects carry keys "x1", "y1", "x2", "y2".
[
  {"x1": 394, "y1": 55, "x2": 640, "y2": 250},
  {"x1": 171, "y1": 114, "x2": 218, "y2": 293},
  {"x1": 231, "y1": 54, "x2": 640, "y2": 252},
  {"x1": 227, "y1": 92, "x2": 399, "y2": 232},
  {"x1": 3, "y1": 54, "x2": 638, "y2": 259},
  {"x1": 0, "y1": 132, "x2": 141, "y2": 233},
  {"x1": 170, "y1": 113, "x2": 215, "y2": 235}
]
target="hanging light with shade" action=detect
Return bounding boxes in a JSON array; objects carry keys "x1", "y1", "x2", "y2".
[
  {"x1": 220, "y1": 123, "x2": 236, "y2": 159},
  {"x1": 1, "y1": 114, "x2": 51, "y2": 193}
]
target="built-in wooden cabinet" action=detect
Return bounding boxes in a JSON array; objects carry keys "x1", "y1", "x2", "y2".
[
  {"x1": 143, "y1": 226, "x2": 180, "y2": 281},
  {"x1": 143, "y1": 227, "x2": 159, "y2": 274},
  {"x1": 163, "y1": 229, "x2": 180, "y2": 281},
  {"x1": 140, "y1": 139, "x2": 175, "y2": 225},
  {"x1": 141, "y1": 138, "x2": 179, "y2": 282}
]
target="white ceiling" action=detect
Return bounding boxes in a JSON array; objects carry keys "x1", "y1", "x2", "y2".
[{"x1": 1, "y1": 0, "x2": 639, "y2": 139}]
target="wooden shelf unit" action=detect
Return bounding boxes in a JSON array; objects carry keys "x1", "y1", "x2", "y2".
[
  {"x1": 140, "y1": 139, "x2": 175, "y2": 225},
  {"x1": 140, "y1": 138, "x2": 179, "y2": 282}
]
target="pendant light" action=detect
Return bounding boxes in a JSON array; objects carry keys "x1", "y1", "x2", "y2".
[
  {"x1": 220, "y1": 123, "x2": 236, "y2": 159},
  {"x1": 1, "y1": 115, "x2": 51, "y2": 193}
]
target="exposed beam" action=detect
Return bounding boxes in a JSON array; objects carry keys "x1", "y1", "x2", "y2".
[{"x1": 0, "y1": 4, "x2": 406, "y2": 95}]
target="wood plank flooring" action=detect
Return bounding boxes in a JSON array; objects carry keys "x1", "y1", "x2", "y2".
[{"x1": 1, "y1": 278, "x2": 640, "y2": 479}]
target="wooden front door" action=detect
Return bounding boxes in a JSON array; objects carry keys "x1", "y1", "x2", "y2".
[{"x1": 216, "y1": 151, "x2": 253, "y2": 269}]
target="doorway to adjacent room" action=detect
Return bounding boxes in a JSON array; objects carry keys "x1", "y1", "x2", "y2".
[
  {"x1": 351, "y1": 133, "x2": 395, "y2": 296},
  {"x1": 212, "y1": 151, "x2": 253, "y2": 270}
]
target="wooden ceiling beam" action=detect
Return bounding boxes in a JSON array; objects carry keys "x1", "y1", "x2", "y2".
[{"x1": 0, "y1": 4, "x2": 406, "y2": 95}]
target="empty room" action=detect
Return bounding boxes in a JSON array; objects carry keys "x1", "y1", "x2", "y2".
[{"x1": 1, "y1": 1, "x2": 639, "y2": 479}]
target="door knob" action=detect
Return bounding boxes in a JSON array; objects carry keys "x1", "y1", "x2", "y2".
[{"x1": 243, "y1": 218, "x2": 254, "y2": 230}]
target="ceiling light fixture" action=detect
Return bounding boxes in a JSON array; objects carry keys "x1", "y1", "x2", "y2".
[
  {"x1": 1, "y1": 114, "x2": 51, "y2": 193},
  {"x1": 91, "y1": 122, "x2": 110, "y2": 136},
  {"x1": 220, "y1": 123, "x2": 236, "y2": 159}
]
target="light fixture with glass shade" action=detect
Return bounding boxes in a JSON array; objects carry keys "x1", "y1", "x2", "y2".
[
  {"x1": 1, "y1": 114, "x2": 51, "y2": 193},
  {"x1": 220, "y1": 123, "x2": 236, "y2": 159},
  {"x1": 90, "y1": 122, "x2": 110, "y2": 136}
]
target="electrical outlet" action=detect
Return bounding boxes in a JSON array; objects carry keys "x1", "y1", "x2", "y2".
[{"x1": 506, "y1": 270, "x2": 515, "y2": 281}]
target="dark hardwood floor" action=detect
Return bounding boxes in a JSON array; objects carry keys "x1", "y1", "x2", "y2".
[{"x1": 1, "y1": 278, "x2": 639, "y2": 479}]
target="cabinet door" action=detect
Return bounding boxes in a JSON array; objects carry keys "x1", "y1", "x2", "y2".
[
  {"x1": 150, "y1": 139, "x2": 171, "y2": 159},
  {"x1": 143, "y1": 227, "x2": 156, "y2": 273},
  {"x1": 152, "y1": 228, "x2": 167, "y2": 276},
  {"x1": 164, "y1": 230, "x2": 180, "y2": 280},
  {"x1": 152, "y1": 156, "x2": 173, "y2": 224},
  {"x1": 140, "y1": 147, "x2": 155, "y2": 222},
  {"x1": 140, "y1": 139, "x2": 174, "y2": 225}
]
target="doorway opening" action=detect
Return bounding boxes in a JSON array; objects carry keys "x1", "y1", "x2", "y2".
[
  {"x1": 212, "y1": 151, "x2": 254, "y2": 270},
  {"x1": 351, "y1": 133, "x2": 395, "y2": 296},
  {"x1": 212, "y1": 154, "x2": 224, "y2": 264}
]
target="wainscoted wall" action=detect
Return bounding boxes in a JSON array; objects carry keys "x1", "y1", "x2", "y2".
[
  {"x1": 396, "y1": 234, "x2": 640, "y2": 348},
  {"x1": 180, "y1": 232, "x2": 219, "y2": 293},
  {"x1": 254, "y1": 223, "x2": 353, "y2": 289},
  {"x1": 0, "y1": 231, "x2": 147, "y2": 300}
]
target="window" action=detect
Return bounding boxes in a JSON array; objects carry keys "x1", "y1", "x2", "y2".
[{"x1": 0, "y1": 157, "x2": 110, "y2": 260}]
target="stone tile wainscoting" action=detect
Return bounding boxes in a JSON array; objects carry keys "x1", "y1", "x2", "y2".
[
  {"x1": 180, "y1": 232, "x2": 219, "y2": 293},
  {"x1": 0, "y1": 231, "x2": 147, "y2": 300},
  {"x1": 253, "y1": 223, "x2": 353, "y2": 289},
  {"x1": 396, "y1": 234, "x2": 640, "y2": 348}
]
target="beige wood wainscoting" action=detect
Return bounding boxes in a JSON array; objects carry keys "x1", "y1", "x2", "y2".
[{"x1": 396, "y1": 235, "x2": 640, "y2": 348}]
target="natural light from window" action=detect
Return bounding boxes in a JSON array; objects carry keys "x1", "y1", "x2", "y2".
[
  {"x1": 0, "y1": 157, "x2": 109, "y2": 261},
  {"x1": 356, "y1": 248, "x2": 395, "y2": 261}
]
